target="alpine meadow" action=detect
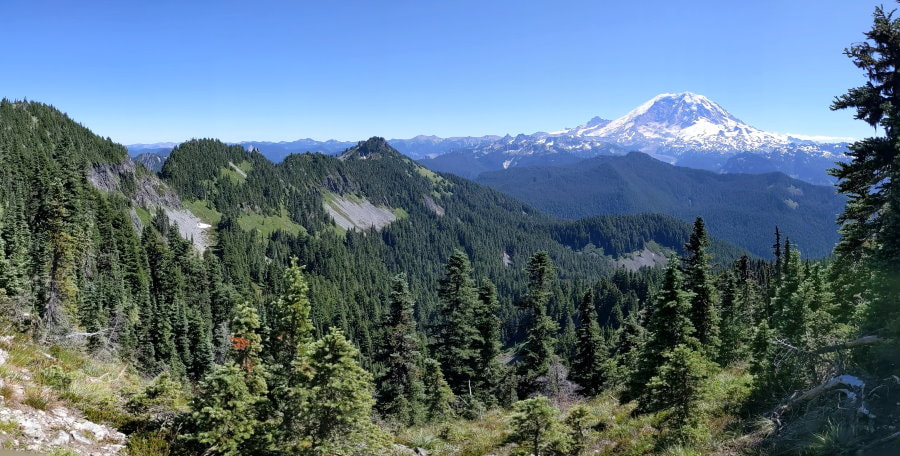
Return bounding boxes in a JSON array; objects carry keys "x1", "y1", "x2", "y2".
[{"x1": 0, "y1": 2, "x2": 899, "y2": 456}]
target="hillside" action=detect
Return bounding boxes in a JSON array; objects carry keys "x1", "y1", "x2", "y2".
[
  {"x1": 160, "y1": 137, "x2": 748, "y2": 345},
  {"x1": 477, "y1": 152, "x2": 844, "y2": 258}
]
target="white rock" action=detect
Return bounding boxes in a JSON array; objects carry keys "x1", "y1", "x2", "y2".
[
  {"x1": 70, "y1": 430, "x2": 92, "y2": 444},
  {"x1": 0, "y1": 348, "x2": 8, "y2": 365},
  {"x1": 74, "y1": 419, "x2": 107, "y2": 440},
  {"x1": 50, "y1": 429, "x2": 69, "y2": 445}
]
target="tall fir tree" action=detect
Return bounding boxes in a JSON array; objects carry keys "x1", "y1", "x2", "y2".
[
  {"x1": 516, "y1": 251, "x2": 558, "y2": 396},
  {"x1": 473, "y1": 279, "x2": 503, "y2": 402},
  {"x1": 631, "y1": 260, "x2": 697, "y2": 408},
  {"x1": 432, "y1": 250, "x2": 481, "y2": 396},
  {"x1": 375, "y1": 274, "x2": 426, "y2": 425},
  {"x1": 716, "y1": 272, "x2": 750, "y2": 365},
  {"x1": 571, "y1": 289, "x2": 607, "y2": 395},
  {"x1": 682, "y1": 217, "x2": 720, "y2": 355},
  {"x1": 831, "y1": 5, "x2": 900, "y2": 350}
]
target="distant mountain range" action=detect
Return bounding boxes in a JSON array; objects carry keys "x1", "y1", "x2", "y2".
[
  {"x1": 128, "y1": 92, "x2": 849, "y2": 184},
  {"x1": 476, "y1": 152, "x2": 845, "y2": 258}
]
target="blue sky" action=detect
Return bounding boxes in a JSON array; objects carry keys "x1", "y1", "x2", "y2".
[{"x1": 0, "y1": 0, "x2": 887, "y2": 144}]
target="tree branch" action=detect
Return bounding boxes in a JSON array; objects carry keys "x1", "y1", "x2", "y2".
[{"x1": 811, "y1": 335, "x2": 887, "y2": 355}]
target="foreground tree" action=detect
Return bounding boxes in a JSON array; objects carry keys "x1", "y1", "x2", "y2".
[
  {"x1": 508, "y1": 396, "x2": 568, "y2": 456},
  {"x1": 290, "y1": 328, "x2": 387, "y2": 455},
  {"x1": 646, "y1": 344, "x2": 713, "y2": 445},
  {"x1": 516, "y1": 251, "x2": 558, "y2": 396},
  {"x1": 682, "y1": 217, "x2": 719, "y2": 355},
  {"x1": 432, "y1": 250, "x2": 481, "y2": 396},
  {"x1": 375, "y1": 274, "x2": 426, "y2": 425},
  {"x1": 630, "y1": 260, "x2": 697, "y2": 408},
  {"x1": 831, "y1": 5, "x2": 900, "y2": 345},
  {"x1": 184, "y1": 302, "x2": 269, "y2": 455},
  {"x1": 473, "y1": 279, "x2": 504, "y2": 401},
  {"x1": 571, "y1": 289, "x2": 607, "y2": 395}
]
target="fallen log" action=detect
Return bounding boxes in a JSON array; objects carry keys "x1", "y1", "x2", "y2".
[{"x1": 770, "y1": 374, "x2": 865, "y2": 416}]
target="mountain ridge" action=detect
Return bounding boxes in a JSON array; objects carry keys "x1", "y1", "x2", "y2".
[
  {"x1": 127, "y1": 92, "x2": 849, "y2": 184},
  {"x1": 476, "y1": 151, "x2": 845, "y2": 258}
]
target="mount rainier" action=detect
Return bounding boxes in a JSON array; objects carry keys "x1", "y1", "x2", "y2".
[{"x1": 419, "y1": 92, "x2": 849, "y2": 184}]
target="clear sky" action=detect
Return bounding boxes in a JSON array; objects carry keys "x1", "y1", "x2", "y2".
[{"x1": 0, "y1": 0, "x2": 888, "y2": 144}]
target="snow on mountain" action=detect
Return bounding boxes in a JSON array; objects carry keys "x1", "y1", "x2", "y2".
[{"x1": 555, "y1": 92, "x2": 838, "y2": 157}]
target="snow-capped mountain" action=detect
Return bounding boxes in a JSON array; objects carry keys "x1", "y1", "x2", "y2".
[
  {"x1": 421, "y1": 92, "x2": 848, "y2": 184},
  {"x1": 560, "y1": 92, "x2": 794, "y2": 152},
  {"x1": 553, "y1": 92, "x2": 842, "y2": 158}
]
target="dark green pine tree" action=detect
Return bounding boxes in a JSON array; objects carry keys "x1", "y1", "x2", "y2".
[
  {"x1": 831, "y1": 5, "x2": 900, "y2": 346},
  {"x1": 717, "y1": 272, "x2": 750, "y2": 365},
  {"x1": 268, "y1": 259, "x2": 314, "y2": 374},
  {"x1": 473, "y1": 279, "x2": 503, "y2": 401},
  {"x1": 432, "y1": 250, "x2": 481, "y2": 396},
  {"x1": 630, "y1": 260, "x2": 697, "y2": 408},
  {"x1": 682, "y1": 217, "x2": 719, "y2": 355},
  {"x1": 289, "y1": 327, "x2": 387, "y2": 455},
  {"x1": 771, "y1": 241, "x2": 805, "y2": 342},
  {"x1": 516, "y1": 251, "x2": 558, "y2": 396},
  {"x1": 375, "y1": 274, "x2": 426, "y2": 425},
  {"x1": 571, "y1": 289, "x2": 607, "y2": 396},
  {"x1": 184, "y1": 301, "x2": 268, "y2": 456},
  {"x1": 421, "y1": 357, "x2": 455, "y2": 422},
  {"x1": 646, "y1": 343, "x2": 713, "y2": 445}
]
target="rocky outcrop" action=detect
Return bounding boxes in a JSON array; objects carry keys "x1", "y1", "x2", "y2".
[
  {"x1": 0, "y1": 342, "x2": 126, "y2": 456},
  {"x1": 324, "y1": 194, "x2": 398, "y2": 232},
  {"x1": 89, "y1": 159, "x2": 212, "y2": 252}
]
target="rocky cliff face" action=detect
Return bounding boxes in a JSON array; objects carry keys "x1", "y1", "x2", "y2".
[{"x1": 89, "y1": 158, "x2": 212, "y2": 252}]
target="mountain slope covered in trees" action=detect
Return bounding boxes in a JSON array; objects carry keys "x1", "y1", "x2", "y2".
[
  {"x1": 2, "y1": 5, "x2": 899, "y2": 453},
  {"x1": 477, "y1": 152, "x2": 845, "y2": 257}
]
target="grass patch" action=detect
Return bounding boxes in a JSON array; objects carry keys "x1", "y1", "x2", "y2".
[
  {"x1": 49, "y1": 449, "x2": 79, "y2": 456},
  {"x1": 24, "y1": 387, "x2": 52, "y2": 410},
  {"x1": 219, "y1": 160, "x2": 252, "y2": 184},
  {"x1": 123, "y1": 431, "x2": 173, "y2": 456},
  {"x1": 183, "y1": 199, "x2": 222, "y2": 225},
  {"x1": 134, "y1": 206, "x2": 152, "y2": 228},
  {"x1": 0, "y1": 419, "x2": 19, "y2": 435},
  {"x1": 237, "y1": 207, "x2": 304, "y2": 237},
  {"x1": 392, "y1": 207, "x2": 409, "y2": 220},
  {"x1": 0, "y1": 383, "x2": 14, "y2": 400}
]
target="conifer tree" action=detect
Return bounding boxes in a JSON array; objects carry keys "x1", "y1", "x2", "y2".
[
  {"x1": 646, "y1": 344, "x2": 713, "y2": 444},
  {"x1": 516, "y1": 251, "x2": 558, "y2": 395},
  {"x1": 185, "y1": 301, "x2": 268, "y2": 456},
  {"x1": 509, "y1": 396, "x2": 567, "y2": 456},
  {"x1": 289, "y1": 328, "x2": 386, "y2": 455},
  {"x1": 717, "y1": 272, "x2": 750, "y2": 365},
  {"x1": 631, "y1": 260, "x2": 696, "y2": 407},
  {"x1": 771, "y1": 241, "x2": 805, "y2": 342},
  {"x1": 432, "y1": 250, "x2": 481, "y2": 396},
  {"x1": 473, "y1": 279, "x2": 503, "y2": 400},
  {"x1": 421, "y1": 357, "x2": 454, "y2": 422},
  {"x1": 268, "y1": 260, "x2": 314, "y2": 373},
  {"x1": 375, "y1": 274, "x2": 426, "y2": 425},
  {"x1": 831, "y1": 5, "x2": 900, "y2": 343},
  {"x1": 682, "y1": 217, "x2": 719, "y2": 354},
  {"x1": 571, "y1": 289, "x2": 607, "y2": 395}
]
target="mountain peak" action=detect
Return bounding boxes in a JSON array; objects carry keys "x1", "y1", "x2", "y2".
[
  {"x1": 563, "y1": 92, "x2": 792, "y2": 153},
  {"x1": 340, "y1": 136, "x2": 401, "y2": 161}
]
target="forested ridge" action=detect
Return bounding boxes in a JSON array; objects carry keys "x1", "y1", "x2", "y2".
[
  {"x1": 476, "y1": 151, "x2": 846, "y2": 258},
  {"x1": 0, "y1": 6, "x2": 899, "y2": 455}
]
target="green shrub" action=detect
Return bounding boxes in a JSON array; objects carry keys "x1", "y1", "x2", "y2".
[{"x1": 39, "y1": 365, "x2": 73, "y2": 392}]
